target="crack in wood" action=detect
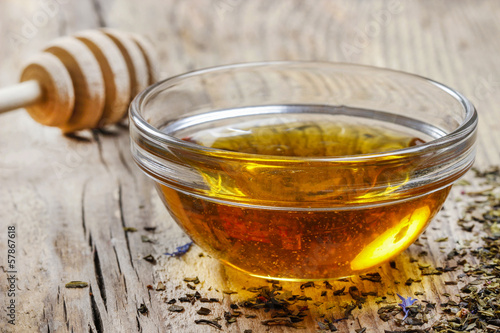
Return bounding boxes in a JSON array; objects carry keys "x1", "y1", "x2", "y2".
[
  {"x1": 136, "y1": 316, "x2": 142, "y2": 332},
  {"x1": 123, "y1": 273, "x2": 128, "y2": 296},
  {"x1": 90, "y1": 0, "x2": 107, "y2": 27},
  {"x1": 93, "y1": 245, "x2": 108, "y2": 311},
  {"x1": 43, "y1": 307, "x2": 52, "y2": 333},
  {"x1": 92, "y1": 130, "x2": 109, "y2": 172},
  {"x1": 64, "y1": 133, "x2": 93, "y2": 142},
  {"x1": 118, "y1": 183, "x2": 136, "y2": 270},
  {"x1": 116, "y1": 139, "x2": 134, "y2": 177},
  {"x1": 356, "y1": 317, "x2": 363, "y2": 331},
  {"x1": 63, "y1": 297, "x2": 68, "y2": 328},
  {"x1": 112, "y1": 244, "x2": 123, "y2": 275},
  {"x1": 90, "y1": 286, "x2": 104, "y2": 333},
  {"x1": 111, "y1": 241, "x2": 130, "y2": 299},
  {"x1": 81, "y1": 181, "x2": 87, "y2": 236}
]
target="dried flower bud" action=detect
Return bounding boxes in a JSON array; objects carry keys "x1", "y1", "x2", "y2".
[{"x1": 456, "y1": 308, "x2": 470, "y2": 318}]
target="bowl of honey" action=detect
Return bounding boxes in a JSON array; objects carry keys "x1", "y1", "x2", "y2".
[{"x1": 130, "y1": 62, "x2": 477, "y2": 281}]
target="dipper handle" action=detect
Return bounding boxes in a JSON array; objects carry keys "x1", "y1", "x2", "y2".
[{"x1": 0, "y1": 80, "x2": 42, "y2": 114}]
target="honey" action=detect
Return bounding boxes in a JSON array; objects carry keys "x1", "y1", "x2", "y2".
[{"x1": 155, "y1": 114, "x2": 450, "y2": 280}]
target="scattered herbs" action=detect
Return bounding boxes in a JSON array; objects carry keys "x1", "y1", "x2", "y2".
[
  {"x1": 413, "y1": 239, "x2": 425, "y2": 247},
  {"x1": 420, "y1": 267, "x2": 442, "y2": 276},
  {"x1": 183, "y1": 276, "x2": 200, "y2": 284},
  {"x1": 168, "y1": 305, "x2": 184, "y2": 312},
  {"x1": 378, "y1": 304, "x2": 401, "y2": 322},
  {"x1": 197, "y1": 307, "x2": 211, "y2": 315},
  {"x1": 317, "y1": 320, "x2": 338, "y2": 331},
  {"x1": 222, "y1": 290, "x2": 237, "y2": 295},
  {"x1": 194, "y1": 319, "x2": 222, "y2": 330},
  {"x1": 460, "y1": 223, "x2": 475, "y2": 232},
  {"x1": 333, "y1": 286, "x2": 346, "y2": 296},
  {"x1": 141, "y1": 235, "x2": 155, "y2": 243},
  {"x1": 435, "y1": 237, "x2": 448, "y2": 243},
  {"x1": 143, "y1": 254, "x2": 157, "y2": 265},
  {"x1": 200, "y1": 297, "x2": 219, "y2": 303},
  {"x1": 418, "y1": 251, "x2": 428, "y2": 257},
  {"x1": 65, "y1": 281, "x2": 88, "y2": 288},
  {"x1": 156, "y1": 282, "x2": 166, "y2": 291},
  {"x1": 361, "y1": 291, "x2": 377, "y2": 297},
  {"x1": 359, "y1": 272, "x2": 382, "y2": 282},
  {"x1": 342, "y1": 301, "x2": 357, "y2": 318},
  {"x1": 428, "y1": 168, "x2": 500, "y2": 331},
  {"x1": 157, "y1": 167, "x2": 500, "y2": 332},
  {"x1": 224, "y1": 311, "x2": 237, "y2": 323},
  {"x1": 138, "y1": 303, "x2": 149, "y2": 316},
  {"x1": 384, "y1": 329, "x2": 428, "y2": 333},
  {"x1": 262, "y1": 317, "x2": 295, "y2": 327},
  {"x1": 300, "y1": 281, "x2": 315, "y2": 289},
  {"x1": 417, "y1": 263, "x2": 431, "y2": 269},
  {"x1": 123, "y1": 227, "x2": 137, "y2": 232},
  {"x1": 179, "y1": 296, "x2": 194, "y2": 303},
  {"x1": 349, "y1": 286, "x2": 366, "y2": 305}
]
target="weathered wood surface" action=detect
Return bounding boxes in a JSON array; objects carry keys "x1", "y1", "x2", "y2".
[{"x1": 0, "y1": 0, "x2": 499, "y2": 332}]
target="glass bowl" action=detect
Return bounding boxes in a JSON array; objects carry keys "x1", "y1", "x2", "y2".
[{"x1": 129, "y1": 62, "x2": 477, "y2": 281}]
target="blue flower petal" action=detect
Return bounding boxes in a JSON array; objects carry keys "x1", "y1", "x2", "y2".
[
  {"x1": 164, "y1": 241, "x2": 193, "y2": 257},
  {"x1": 396, "y1": 294, "x2": 418, "y2": 320}
]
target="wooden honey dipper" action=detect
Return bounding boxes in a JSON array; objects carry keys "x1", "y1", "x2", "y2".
[{"x1": 0, "y1": 28, "x2": 159, "y2": 133}]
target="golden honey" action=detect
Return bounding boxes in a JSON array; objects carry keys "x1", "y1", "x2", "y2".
[{"x1": 155, "y1": 118, "x2": 450, "y2": 280}]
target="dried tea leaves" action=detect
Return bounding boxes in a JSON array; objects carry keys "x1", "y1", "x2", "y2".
[{"x1": 65, "y1": 281, "x2": 88, "y2": 288}]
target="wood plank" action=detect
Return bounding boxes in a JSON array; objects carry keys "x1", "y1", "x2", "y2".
[{"x1": 0, "y1": 0, "x2": 499, "y2": 332}]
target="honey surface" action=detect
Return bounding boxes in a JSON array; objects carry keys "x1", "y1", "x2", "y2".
[
  {"x1": 187, "y1": 119, "x2": 424, "y2": 157},
  {"x1": 158, "y1": 119, "x2": 449, "y2": 280}
]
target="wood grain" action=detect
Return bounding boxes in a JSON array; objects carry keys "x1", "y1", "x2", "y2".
[{"x1": 0, "y1": 0, "x2": 499, "y2": 332}]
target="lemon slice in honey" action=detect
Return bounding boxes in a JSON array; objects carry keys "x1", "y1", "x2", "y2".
[{"x1": 350, "y1": 206, "x2": 431, "y2": 271}]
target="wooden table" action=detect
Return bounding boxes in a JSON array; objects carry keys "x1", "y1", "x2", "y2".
[{"x1": 1, "y1": 1, "x2": 499, "y2": 332}]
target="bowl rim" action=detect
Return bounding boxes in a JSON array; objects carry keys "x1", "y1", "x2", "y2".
[{"x1": 130, "y1": 60, "x2": 477, "y2": 162}]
